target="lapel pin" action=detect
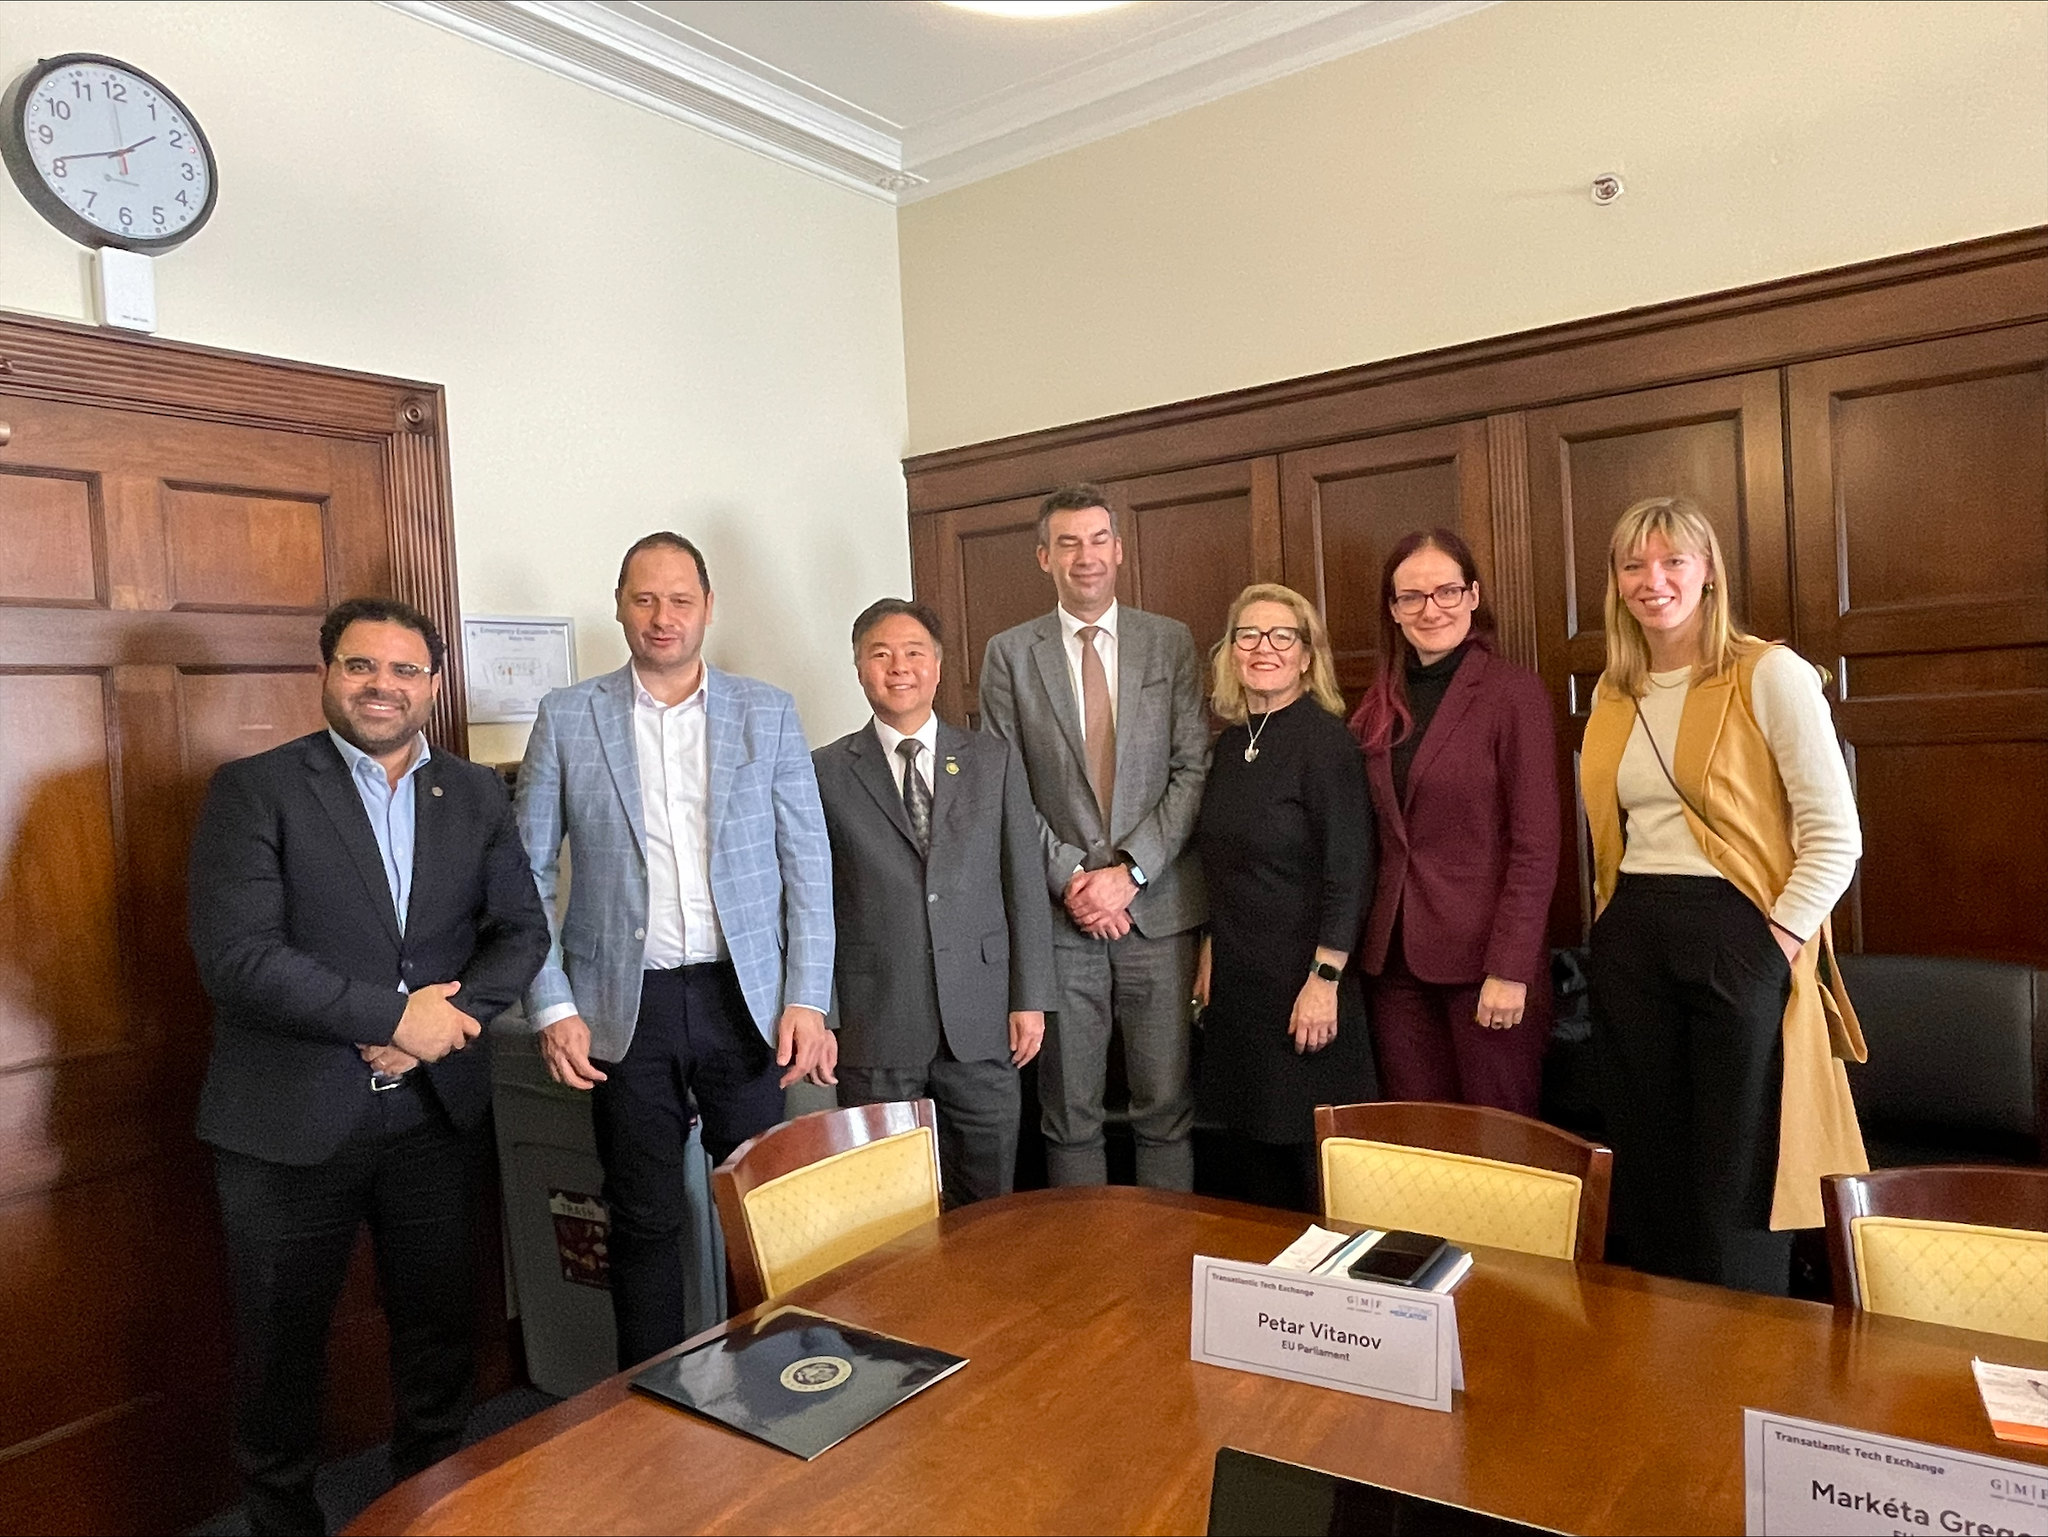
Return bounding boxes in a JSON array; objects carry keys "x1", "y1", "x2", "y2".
[
  {"x1": 431, "y1": 785, "x2": 444, "y2": 797},
  {"x1": 944, "y1": 758, "x2": 959, "y2": 775}
]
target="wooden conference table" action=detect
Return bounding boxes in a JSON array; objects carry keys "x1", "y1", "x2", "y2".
[{"x1": 349, "y1": 1187, "x2": 2048, "y2": 1535}]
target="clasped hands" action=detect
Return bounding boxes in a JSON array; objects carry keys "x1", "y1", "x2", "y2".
[
  {"x1": 356, "y1": 979, "x2": 477, "y2": 1077},
  {"x1": 1064, "y1": 863, "x2": 1138, "y2": 939}
]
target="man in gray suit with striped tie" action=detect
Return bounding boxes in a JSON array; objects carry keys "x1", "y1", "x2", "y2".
[
  {"x1": 979, "y1": 486, "x2": 1209, "y2": 1190},
  {"x1": 813, "y1": 598, "x2": 1055, "y2": 1205},
  {"x1": 515, "y1": 532, "x2": 836, "y2": 1370}
]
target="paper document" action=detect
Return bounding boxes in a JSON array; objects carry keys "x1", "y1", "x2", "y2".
[
  {"x1": 1269, "y1": 1225, "x2": 1355, "y2": 1272},
  {"x1": 1973, "y1": 1358, "x2": 2048, "y2": 1448}
]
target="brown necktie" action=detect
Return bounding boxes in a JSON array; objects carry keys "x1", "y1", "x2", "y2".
[{"x1": 1077, "y1": 625, "x2": 1115, "y2": 827}]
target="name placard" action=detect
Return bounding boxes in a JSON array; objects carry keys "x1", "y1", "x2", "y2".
[
  {"x1": 1189, "y1": 1255, "x2": 1463, "y2": 1412},
  {"x1": 1744, "y1": 1408, "x2": 2048, "y2": 1536}
]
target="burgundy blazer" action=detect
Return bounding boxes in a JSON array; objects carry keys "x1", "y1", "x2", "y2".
[{"x1": 1359, "y1": 646, "x2": 1560, "y2": 987}]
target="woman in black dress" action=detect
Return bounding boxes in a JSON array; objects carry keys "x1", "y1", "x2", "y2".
[{"x1": 1194, "y1": 583, "x2": 1377, "y2": 1212}]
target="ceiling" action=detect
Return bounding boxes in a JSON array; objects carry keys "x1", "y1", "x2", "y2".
[{"x1": 392, "y1": 0, "x2": 1493, "y2": 202}]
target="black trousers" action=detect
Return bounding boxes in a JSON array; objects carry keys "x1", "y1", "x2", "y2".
[
  {"x1": 1589, "y1": 873, "x2": 1795, "y2": 1296},
  {"x1": 1205, "y1": 1130, "x2": 1320, "y2": 1216},
  {"x1": 213, "y1": 1076, "x2": 477, "y2": 1537},
  {"x1": 839, "y1": 1042, "x2": 1020, "y2": 1208},
  {"x1": 591, "y1": 962, "x2": 784, "y2": 1371}
]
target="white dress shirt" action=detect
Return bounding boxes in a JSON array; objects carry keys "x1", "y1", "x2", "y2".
[
  {"x1": 633, "y1": 668, "x2": 725, "y2": 969},
  {"x1": 872, "y1": 713, "x2": 939, "y2": 797},
  {"x1": 1056, "y1": 600, "x2": 1120, "y2": 725}
]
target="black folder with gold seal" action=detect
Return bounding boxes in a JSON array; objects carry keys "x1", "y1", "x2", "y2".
[{"x1": 629, "y1": 1305, "x2": 967, "y2": 1460}]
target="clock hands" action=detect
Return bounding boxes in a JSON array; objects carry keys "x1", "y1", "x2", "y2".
[{"x1": 51, "y1": 135, "x2": 157, "y2": 173}]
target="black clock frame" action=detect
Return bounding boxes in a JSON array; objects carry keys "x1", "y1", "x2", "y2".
[{"x1": 0, "y1": 52, "x2": 219, "y2": 253}]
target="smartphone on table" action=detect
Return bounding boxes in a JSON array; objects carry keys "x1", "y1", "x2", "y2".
[{"x1": 1347, "y1": 1229, "x2": 1448, "y2": 1287}]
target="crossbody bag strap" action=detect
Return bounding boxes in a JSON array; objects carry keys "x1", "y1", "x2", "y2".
[{"x1": 1629, "y1": 697, "x2": 1720, "y2": 842}]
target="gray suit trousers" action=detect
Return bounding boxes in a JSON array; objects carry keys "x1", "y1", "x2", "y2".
[{"x1": 1041, "y1": 928, "x2": 1197, "y2": 1190}]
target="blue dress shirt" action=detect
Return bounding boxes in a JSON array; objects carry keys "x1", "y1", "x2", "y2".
[{"x1": 328, "y1": 729, "x2": 432, "y2": 938}]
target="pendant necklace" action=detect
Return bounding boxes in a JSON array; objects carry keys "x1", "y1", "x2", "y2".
[{"x1": 1243, "y1": 708, "x2": 1275, "y2": 763}]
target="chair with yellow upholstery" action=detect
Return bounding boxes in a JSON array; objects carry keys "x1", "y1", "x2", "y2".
[
  {"x1": 1313, "y1": 1102, "x2": 1613, "y2": 1262},
  {"x1": 1822, "y1": 1166, "x2": 2048, "y2": 1342},
  {"x1": 712, "y1": 1099, "x2": 943, "y2": 1314}
]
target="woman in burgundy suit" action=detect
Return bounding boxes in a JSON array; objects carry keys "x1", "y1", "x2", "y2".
[{"x1": 1348, "y1": 529, "x2": 1560, "y2": 1114}]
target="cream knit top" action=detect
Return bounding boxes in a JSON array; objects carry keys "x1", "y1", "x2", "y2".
[{"x1": 1616, "y1": 648, "x2": 1861, "y2": 941}]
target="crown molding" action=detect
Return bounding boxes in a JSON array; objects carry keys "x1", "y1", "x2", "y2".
[
  {"x1": 388, "y1": 0, "x2": 923, "y2": 200},
  {"x1": 901, "y1": 0, "x2": 1492, "y2": 200},
  {"x1": 388, "y1": 0, "x2": 1494, "y2": 206}
]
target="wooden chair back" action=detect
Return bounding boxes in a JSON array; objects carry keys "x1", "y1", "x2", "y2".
[
  {"x1": 1822, "y1": 1166, "x2": 2048, "y2": 1340},
  {"x1": 712, "y1": 1099, "x2": 943, "y2": 1314},
  {"x1": 1313, "y1": 1101, "x2": 1613, "y2": 1263}
]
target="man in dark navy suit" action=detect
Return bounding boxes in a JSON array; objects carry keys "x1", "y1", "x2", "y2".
[{"x1": 189, "y1": 597, "x2": 548, "y2": 1536}]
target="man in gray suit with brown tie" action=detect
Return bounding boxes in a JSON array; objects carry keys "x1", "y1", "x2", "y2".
[
  {"x1": 814, "y1": 598, "x2": 1055, "y2": 1204},
  {"x1": 979, "y1": 486, "x2": 1209, "y2": 1190}
]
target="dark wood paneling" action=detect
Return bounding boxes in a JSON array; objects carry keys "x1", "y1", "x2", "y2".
[
  {"x1": 1109, "y1": 458, "x2": 1281, "y2": 659},
  {"x1": 905, "y1": 228, "x2": 2048, "y2": 513},
  {"x1": 905, "y1": 228, "x2": 2048, "y2": 974},
  {"x1": 1789, "y1": 323, "x2": 2048, "y2": 963},
  {"x1": 1279, "y1": 422, "x2": 1491, "y2": 700},
  {"x1": 926, "y1": 494, "x2": 1046, "y2": 728}
]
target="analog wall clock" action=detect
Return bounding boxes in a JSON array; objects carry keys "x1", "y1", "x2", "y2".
[{"x1": 0, "y1": 53, "x2": 218, "y2": 253}]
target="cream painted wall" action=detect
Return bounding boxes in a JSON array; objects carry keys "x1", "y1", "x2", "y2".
[
  {"x1": 0, "y1": 1, "x2": 910, "y2": 761},
  {"x1": 899, "y1": 0, "x2": 2048, "y2": 455}
]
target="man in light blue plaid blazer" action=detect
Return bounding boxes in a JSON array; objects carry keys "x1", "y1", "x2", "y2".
[{"x1": 515, "y1": 532, "x2": 835, "y2": 1368}]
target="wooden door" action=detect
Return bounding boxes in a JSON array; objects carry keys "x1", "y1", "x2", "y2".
[
  {"x1": 1787, "y1": 323, "x2": 2048, "y2": 964},
  {"x1": 1104, "y1": 459, "x2": 1282, "y2": 660},
  {"x1": 1525, "y1": 373, "x2": 1789, "y2": 941},
  {"x1": 1278, "y1": 421, "x2": 1493, "y2": 701},
  {"x1": 0, "y1": 316, "x2": 464, "y2": 1534}
]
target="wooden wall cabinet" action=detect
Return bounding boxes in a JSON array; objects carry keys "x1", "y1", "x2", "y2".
[{"x1": 906, "y1": 228, "x2": 2048, "y2": 967}]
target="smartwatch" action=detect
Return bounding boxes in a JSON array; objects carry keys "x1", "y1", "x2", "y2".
[
  {"x1": 1309, "y1": 960, "x2": 1342, "y2": 983},
  {"x1": 1119, "y1": 854, "x2": 1149, "y2": 889}
]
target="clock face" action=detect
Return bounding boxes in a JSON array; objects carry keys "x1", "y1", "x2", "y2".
[{"x1": 1, "y1": 54, "x2": 217, "y2": 252}]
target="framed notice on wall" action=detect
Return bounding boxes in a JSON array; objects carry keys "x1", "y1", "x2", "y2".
[{"x1": 463, "y1": 615, "x2": 576, "y2": 723}]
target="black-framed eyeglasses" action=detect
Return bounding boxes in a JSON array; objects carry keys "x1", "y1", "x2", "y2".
[
  {"x1": 1231, "y1": 626, "x2": 1303, "y2": 652},
  {"x1": 337, "y1": 656, "x2": 435, "y2": 682},
  {"x1": 1389, "y1": 583, "x2": 1473, "y2": 618}
]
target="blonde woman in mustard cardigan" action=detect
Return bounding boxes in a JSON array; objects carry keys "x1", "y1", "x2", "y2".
[{"x1": 1580, "y1": 496, "x2": 1867, "y2": 1296}]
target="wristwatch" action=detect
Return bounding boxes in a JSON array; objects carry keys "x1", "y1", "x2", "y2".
[
  {"x1": 1119, "y1": 854, "x2": 1149, "y2": 889},
  {"x1": 1309, "y1": 960, "x2": 1342, "y2": 983}
]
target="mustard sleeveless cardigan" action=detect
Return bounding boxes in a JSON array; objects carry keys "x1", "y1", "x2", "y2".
[{"x1": 1580, "y1": 647, "x2": 1868, "y2": 1230}]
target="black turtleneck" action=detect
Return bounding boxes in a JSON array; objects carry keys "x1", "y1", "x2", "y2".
[{"x1": 1391, "y1": 641, "x2": 1471, "y2": 800}]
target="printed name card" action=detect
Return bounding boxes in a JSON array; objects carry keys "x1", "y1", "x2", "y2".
[
  {"x1": 1189, "y1": 1255, "x2": 1463, "y2": 1412},
  {"x1": 1744, "y1": 1409, "x2": 2048, "y2": 1535}
]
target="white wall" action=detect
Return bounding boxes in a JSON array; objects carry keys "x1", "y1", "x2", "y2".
[
  {"x1": 0, "y1": 1, "x2": 910, "y2": 760},
  {"x1": 898, "y1": 0, "x2": 2048, "y2": 454}
]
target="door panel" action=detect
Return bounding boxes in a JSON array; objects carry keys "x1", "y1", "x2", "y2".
[
  {"x1": 0, "y1": 468, "x2": 101, "y2": 603},
  {"x1": 1279, "y1": 421, "x2": 1492, "y2": 701},
  {"x1": 926, "y1": 494, "x2": 1049, "y2": 728},
  {"x1": 1108, "y1": 459, "x2": 1280, "y2": 659},
  {"x1": 1788, "y1": 322, "x2": 2048, "y2": 963},
  {"x1": 1526, "y1": 373, "x2": 1788, "y2": 941}
]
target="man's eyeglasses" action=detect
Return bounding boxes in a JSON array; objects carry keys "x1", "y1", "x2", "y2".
[
  {"x1": 337, "y1": 656, "x2": 435, "y2": 683},
  {"x1": 1232, "y1": 626, "x2": 1303, "y2": 652},
  {"x1": 1389, "y1": 583, "x2": 1473, "y2": 618}
]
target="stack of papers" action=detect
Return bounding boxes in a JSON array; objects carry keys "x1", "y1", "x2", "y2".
[
  {"x1": 1269, "y1": 1224, "x2": 1473, "y2": 1292},
  {"x1": 1972, "y1": 1358, "x2": 2048, "y2": 1448}
]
